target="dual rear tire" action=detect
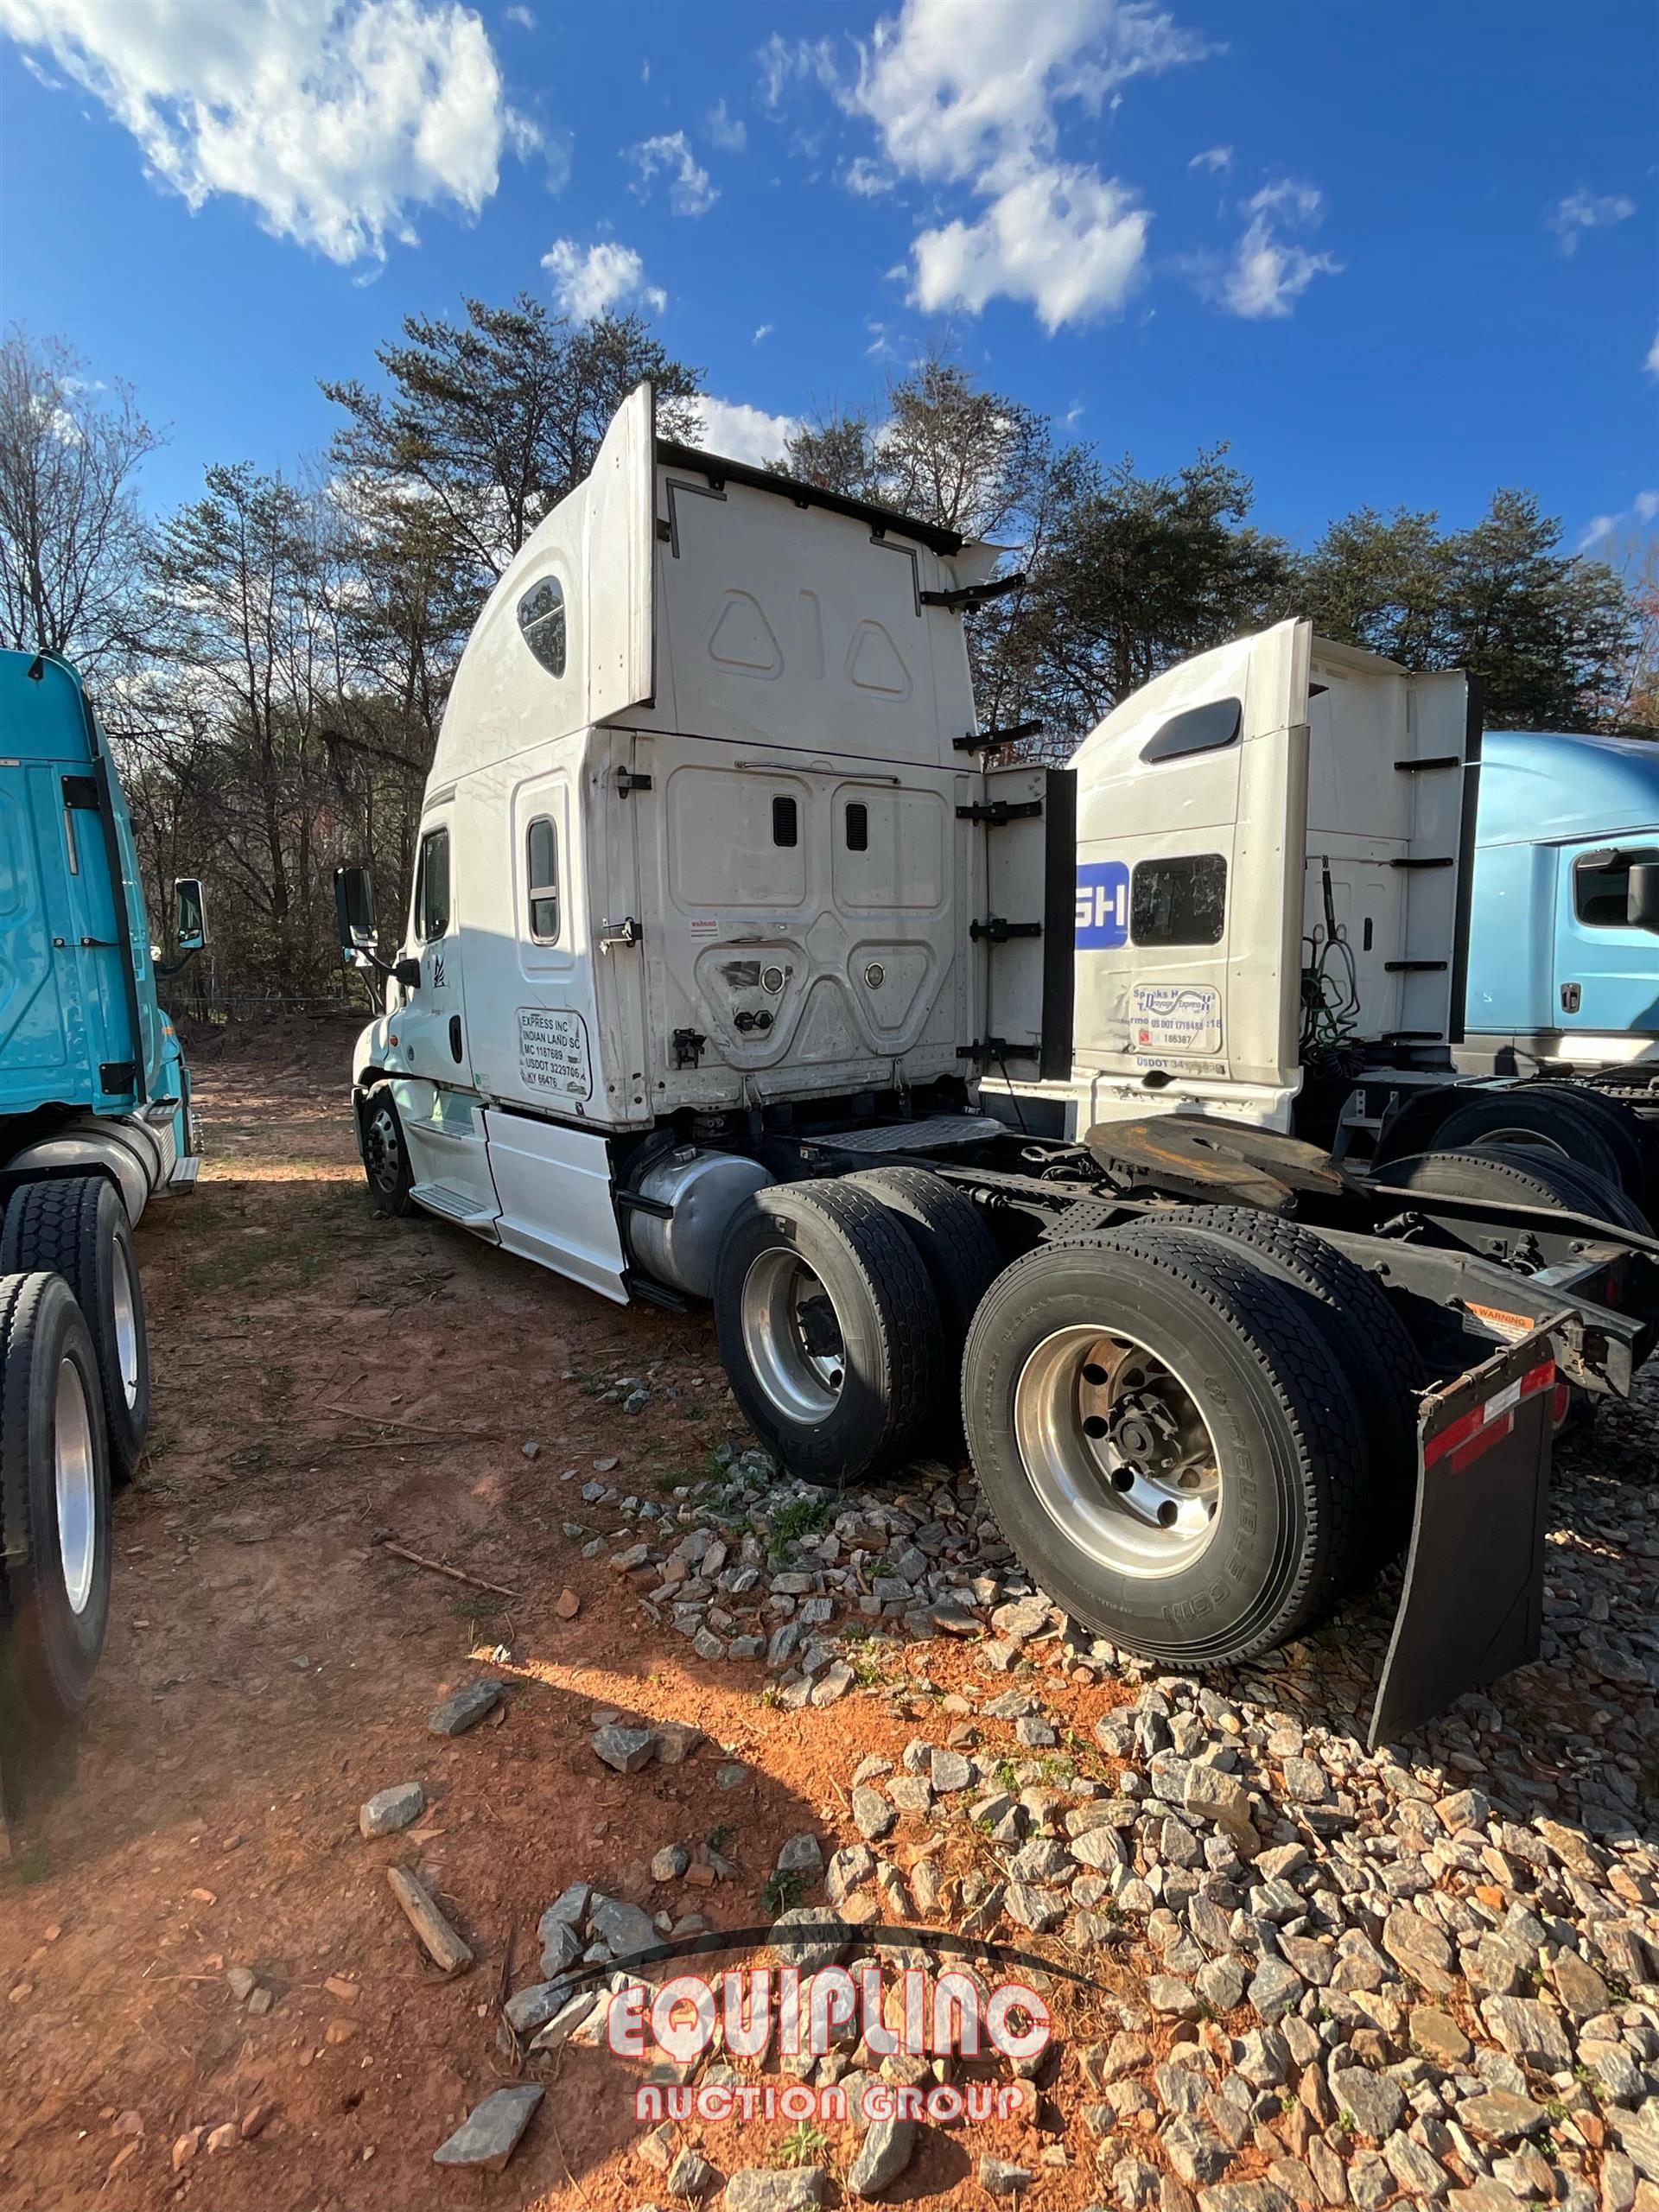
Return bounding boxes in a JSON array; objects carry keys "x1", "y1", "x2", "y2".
[
  {"x1": 715, "y1": 1174, "x2": 1399, "y2": 1666},
  {"x1": 713, "y1": 1168, "x2": 1001, "y2": 1487},
  {"x1": 0, "y1": 1272, "x2": 112, "y2": 1744},
  {"x1": 0, "y1": 1173, "x2": 143, "y2": 1757}
]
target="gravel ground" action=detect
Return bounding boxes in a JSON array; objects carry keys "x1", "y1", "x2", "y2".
[{"x1": 533, "y1": 1357, "x2": 1659, "y2": 2212}]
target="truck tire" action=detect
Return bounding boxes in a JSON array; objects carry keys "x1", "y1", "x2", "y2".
[
  {"x1": 1427, "y1": 1084, "x2": 1646, "y2": 1204},
  {"x1": 959, "y1": 1224, "x2": 1368, "y2": 1667},
  {"x1": 1, "y1": 1175, "x2": 149, "y2": 1486},
  {"x1": 359, "y1": 1084, "x2": 414, "y2": 1217},
  {"x1": 1120, "y1": 1205, "x2": 1424, "y2": 1560},
  {"x1": 1375, "y1": 1143, "x2": 1649, "y2": 1235},
  {"x1": 714, "y1": 1181, "x2": 944, "y2": 1487},
  {"x1": 0, "y1": 1271, "x2": 112, "y2": 1730},
  {"x1": 841, "y1": 1166, "x2": 1001, "y2": 1415},
  {"x1": 1376, "y1": 1142, "x2": 1656, "y2": 1389}
]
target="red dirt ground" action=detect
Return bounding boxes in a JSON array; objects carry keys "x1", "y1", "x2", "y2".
[{"x1": 0, "y1": 1019, "x2": 1142, "y2": 2212}]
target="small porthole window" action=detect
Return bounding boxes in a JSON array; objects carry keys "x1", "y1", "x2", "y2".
[
  {"x1": 518, "y1": 575, "x2": 567, "y2": 678},
  {"x1": 772, "y1": 795, "x2": 798, "y2": 848},
  {"x1": 526, "y1": 816, "x2": 560, "y2": 943},
  {"x1": 845, "y1": 801, "x2": 869, "y2": 852}
]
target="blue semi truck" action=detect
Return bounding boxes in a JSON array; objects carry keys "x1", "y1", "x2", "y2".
[
  {"x1": 1464, "y1": 727, "x2": 1659, "y2": 1070},
  {"x1": 0, "y1": 647, "x2": 201, "y2": 1787}
]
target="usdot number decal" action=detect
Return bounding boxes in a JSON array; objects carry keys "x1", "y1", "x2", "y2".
[{"x1": 1075, "y1": 860, "x2": 1129, "y2": 947}]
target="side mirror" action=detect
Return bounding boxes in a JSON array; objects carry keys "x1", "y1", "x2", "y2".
[
  {"x1": 335, "y1": 865, "x2": 378, "y2": 954},
  {"x1": 1628, "y1": 861, "x2": 1659, "y2": 934},
  {"x1": 173, "y1": 877, "x2": 207, "y2": 953}
]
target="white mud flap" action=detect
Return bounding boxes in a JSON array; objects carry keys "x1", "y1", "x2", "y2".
[{"x1": 1368, "y1": 1326, "x2": 1559, "y2": 1748}]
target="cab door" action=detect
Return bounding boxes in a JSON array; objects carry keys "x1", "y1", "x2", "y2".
[
  {"x1": 393, "y1": 805, "x2": 499, "y2": 1230},
  {"x1": 1554, "y1": 836, "x2": 1659, "y2": 1040}
]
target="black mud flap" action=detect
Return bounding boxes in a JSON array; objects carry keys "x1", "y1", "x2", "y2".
[{"x1": 1368, "y1": 1325, "x2": 1559, "y2": 1750}]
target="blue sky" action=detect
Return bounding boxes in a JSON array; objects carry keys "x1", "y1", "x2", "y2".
[{"x1": 0, "y1": 0, "x2": 1655, "y2": 556}]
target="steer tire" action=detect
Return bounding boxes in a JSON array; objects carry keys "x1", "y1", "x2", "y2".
[
  {"x1": 714, "y1": 1180, "x2": 944, "y2": 1488},
  {"x1": 1122, "y1": 1205, "x2": 1424, "y2": 1563},
  {"x1": 959, "y1": 1224, "x2": 1368, "y2": 1667},
  {"x1": 841, "y1": 1166, "x2": 1001, "y2": 1422},
  {"x1": 1428, "y1": 1084, "x2": 1646, "y2": 1205},
  {"x1": 359, "y1": 1084, "x2": 415, "y2": 1217},
  {"x1": 2, "y1": 1175, "x2": 149, "y2": 1486},
  {"x1": 0, "y1": 1271, "x2": 112, "y2": 1737}
]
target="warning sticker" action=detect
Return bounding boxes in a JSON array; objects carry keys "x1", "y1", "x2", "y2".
[
  {"x1": 1130, "y1": 982, "x2": 1222, "y2": 1056},
  {"x1": 518, "y1": 1006, "x2": 593, "y2": 1099}
]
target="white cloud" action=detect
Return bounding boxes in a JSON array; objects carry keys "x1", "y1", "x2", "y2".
[
  {"x1": 626, "y1": 130, "x2": 716, "y2": 217},
  {"x1": 753, "y1": 322, "x2": 773, "y2": 343},
  {"x1": 705, "y1": 97, "x2": 746, "y2": 152},
  {"x1": 542, "y1": 238, "x2": 665, "y2": 321},
  {"x1": 693, "y1": 397, "x2": 798, "y2": 465},
  {"x1": 756, "y1": 31, "x2": 842, "y2": 116},
  {"x1": 0, "y1": 0, "x2": 528, "y2": 264},
  {"x1": 853, "y1": 0, "x2": 1213, "y2": 184},
  {"x1": 914, "y1": 162, "x2": 1149, "y2": 330},
  {"x1": 842, "y1": 155, "x2": 893, "y2": 197},
  {"x1": 1199, "y1": 177, "x2": 1340, "y2": 319},
  {"x1": 1548, "y1": 188, "x2": 1636, "y2": 256},
  {"x1": 504, "y1": 3, "x2": 533, "y2": 25},
  {"x1": 1578, "y1": 491, "x2": 1659, "y2": 550},
  {"x1": 842, "y1": 0, "x2": 1212, "y2": 330},
  {"x1": 1188, "y1": 144, "x2": 1231, "y2": 173},
  {"x1": 1646, "y1": 324, "x2": 1659, "y2": 378}
]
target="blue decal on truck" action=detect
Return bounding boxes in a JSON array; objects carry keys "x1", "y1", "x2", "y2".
[{"x1": 1075, "y1": 860, "x2": 1129, "y2": 948}]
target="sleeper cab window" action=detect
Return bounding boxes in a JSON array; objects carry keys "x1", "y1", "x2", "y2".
[
  {"x1": 1130, "y1": 853, "x2": 1226, "y2": 946},
  {"x1": 527, "y1": 815, "x2": 560, "y2": 944},
  {"x1": 416, "y1": 826, "x2": 451, "y2": 940},
  {"x1": 518, "y1": 575, "x2": 567, "y2": 678},
  {"x1": 1140, "y1": 697, "x2": 1242, "y2": 764}
]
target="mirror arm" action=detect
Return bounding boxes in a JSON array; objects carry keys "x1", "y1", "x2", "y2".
[{"x1": 343, "y1": 945, "x2": 401, "y2": 981}]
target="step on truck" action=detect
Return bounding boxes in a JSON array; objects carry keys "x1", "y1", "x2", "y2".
[
  {"x1": 0, "y1": 648, "x2": 203, "y2": 1799},
  {"x1": 338, "y1": 385, "x2": 1659, "y2": 1743}
]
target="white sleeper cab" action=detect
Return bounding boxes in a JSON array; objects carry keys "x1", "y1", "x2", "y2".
[{"x1": 340, "y1": 382, "x2": 1659, "y2": 1742}]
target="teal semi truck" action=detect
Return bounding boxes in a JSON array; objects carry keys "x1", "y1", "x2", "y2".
[{"x1": 0, "y1": 647, "x2": 201, "y2": 1781}]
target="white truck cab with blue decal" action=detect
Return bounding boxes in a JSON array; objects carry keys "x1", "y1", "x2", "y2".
[{"x1": 340, "y1": 386, "x2": 1659, "y2": 1738}]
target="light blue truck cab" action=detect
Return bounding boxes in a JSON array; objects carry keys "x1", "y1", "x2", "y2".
[
  {"x1": 0, "y1": 648, "x2": 203, "y2": 1796},
  {"x1": 1465, "y1": 728, "x2": 1659, "y2": 1069}
]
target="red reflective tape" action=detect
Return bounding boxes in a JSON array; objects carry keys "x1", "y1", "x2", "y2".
[
  {"x1": 1446, "y1": 1408, "x2": 1514, "y2": 1474},
  {"x1": 1423, "y1": 1357, "x2": 1556, "y2": 1471},
  {"x1": 1423, "y1": 1402, "x2": 1486, "y2": 1468}
]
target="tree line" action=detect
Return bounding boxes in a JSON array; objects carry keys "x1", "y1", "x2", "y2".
[{"x1": 1, "y1": 313, "x2": 1654, "y2": 1003}]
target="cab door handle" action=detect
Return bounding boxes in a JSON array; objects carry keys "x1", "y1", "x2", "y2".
[
  {"x1": 1560, "y1": 982, "x2": 1582, "y2": 1014},
  {"x1": 448, "y1": 1015, "x2": 463, "y2": 1063}
]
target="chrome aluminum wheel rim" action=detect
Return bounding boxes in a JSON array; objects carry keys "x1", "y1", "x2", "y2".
[
  {"x1": 741, "y1": 1249, "x2": 845, "y2": 1424},
  {"x1": 366, "y1": 1105, "x2": 401, "y2": 1191},
  {"x1": 1013, "y1": 1325, "x2": 1222, "y2": 1577},
  {"x1": 111, "y1": 1239, "x2": 140, "y2": 1408},
  {"x1": 54, "y1": 1357, "x2": 97, "y2": 1617}
]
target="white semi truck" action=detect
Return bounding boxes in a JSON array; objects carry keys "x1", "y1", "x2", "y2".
[{"x1": 337, "y1": 386, "x2": 1659, "y2": 1741}]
